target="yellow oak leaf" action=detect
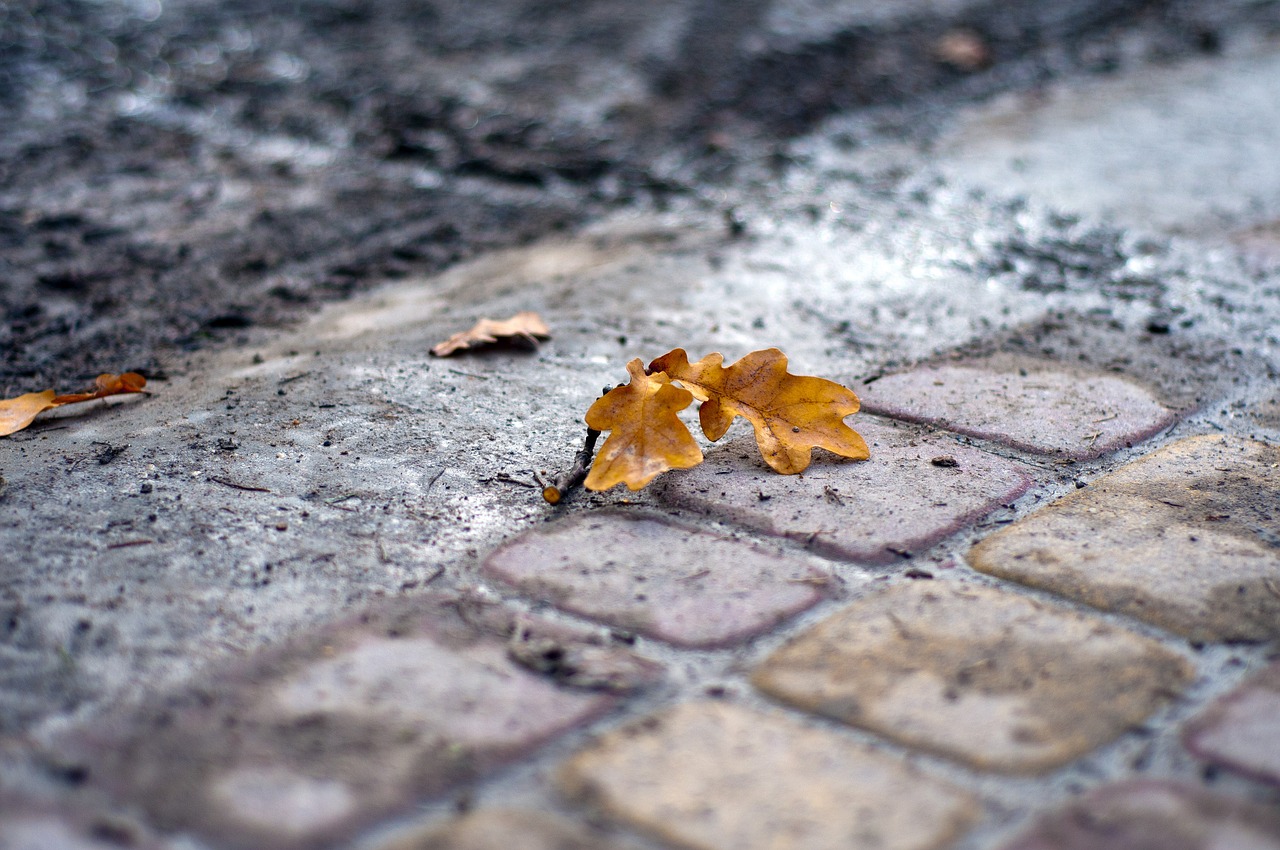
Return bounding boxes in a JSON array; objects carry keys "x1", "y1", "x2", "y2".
[
  {"x1": 649, "y1": 348, "x2": 868, "y2": 474},
  {"x1": 584, "y1": 358, "x2": 703, "y2": 492}
]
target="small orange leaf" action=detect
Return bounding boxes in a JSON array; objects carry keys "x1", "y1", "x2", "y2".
[
  {"x1": 431, "y1": 311, "x2": 551, "y2": 357},
  {"x1": 584, "y1": 359, "x2": 703, "y2": 492},
  {"x1": 649, "y1": 348, "x2": 868, "y2": 474},
  {"x1": 0, "y1": 390, "x2": 58, "y2": 437},
  {"x1": 0, "y1": 373, "x2": 147, "y2": 437}
]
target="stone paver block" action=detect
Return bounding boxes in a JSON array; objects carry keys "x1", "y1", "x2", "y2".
[
  {"x1": 860, "y1": 362, "x2": 1177, "y2": 460},
  {"x1": 0, "y1": 795, "x2": 167, "y2": 850},
  {"x1": 51, "y1": 596, "x2": 639, "y2": 850},
  {"x1": 753, "y1": 582, "x2": 1193, "y2": 773},
  {"x1": 1184, "y1": 661, "x2": 1280, "y2": 786},
  {"x1": 1002, "y1": 780, "x2": 1280, "y2": 850},
  {"x1": 970, "y1": 435, "x2": 1280, "y2": 642},
  {"x1": 483, "y1": 512, "x2": 837, "y2": 648},
  {"x1": 558, "y1": 700, "x2": 980, "y2": 850},
  {"x1": 1234, "y1": 220, "x2": 1280, "y2": 270},
  {"x1": 371, "y1": 808, "x2": 647, "y2": 850},
  {"x1": 657, "y1": 418, "x2": 1034, "y2": 564}
]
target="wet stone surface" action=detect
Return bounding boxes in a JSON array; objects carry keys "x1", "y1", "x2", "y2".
[
  {"x1": 752, "y1": 582, "x2": 1193, "y2": 773},
  {"x1": 1002, "y1": 780, "x2": 1280, "y2": 850},
  {"x1": 860, "y1": 360, "x2": 1177, "y2": 460},
  {"x1": 1184, "y1": 660, "x2": 1280, "y2": 787},
  {"x1": 483, "y1": 512, "x2": 838, "y2": 648},
  {"x1": 937, "y1": 44, "x2": 1280, "y2": 237},
  {"x1": 655, "y1": 417, "x2": 1035, "y2": 564},
  {"x1": 49, "y1": 595, "x2": 644, "y2": 850},
  {"x1": 558, "y1": 699, "x2": 979, "y2": 850},
  {"x1": 970, "y1": 435, "x2": 1280, "y2": 642},
  {"x1": 369, "y1": 808, "x2": 648, "y2": 850}
]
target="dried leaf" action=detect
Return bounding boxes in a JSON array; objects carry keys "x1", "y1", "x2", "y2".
[
  {"x1": 583, "y1": 359, "x2": 703, "y2": 492},
  {"x1": 430, "y1": 311, "x2": 550, "y2": 357},
  {"x1": 0, "y1": 391, "x2": 58, "y2": 437},
  {"x1": 0, "y1": 373, "x2": 147, "y2": 438},
  {"x1": 649, "y1": 348, "x2": 868, "y2": 474}
]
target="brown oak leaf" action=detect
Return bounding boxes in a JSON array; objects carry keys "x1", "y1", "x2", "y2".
[
  {"x1": 0, "y1": 373, "x2": 147, "y2": 438},
  {"x1": 649, "y1": 348, "x2": 868, "y2": 474},
  {"x1": 583, "y1": 359, "x2": 703, "y2": 492},
  {"x1": 430, "y1": 311, "x2": 550, "y2": 357}
]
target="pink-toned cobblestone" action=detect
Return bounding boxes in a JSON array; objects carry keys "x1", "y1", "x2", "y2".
[
  {"x1": 861, "y1": 361, "x2": 1176, "y2": 459},
  {"x1": 484, "y1": 512, "x2": 836, "y2": 648},
  {"x1": 1184, "y1": 661, "x2": 1280, "y2": 787},
  {"x1": 1002, "y1": 781, "x2": 1280, "y2": 850},
  {"x1": 657, "y1": 418, "x2": 1034, "y2": 564},
  {"x1": 51, "y1": 596, "x2": 636, "y2": 850}
]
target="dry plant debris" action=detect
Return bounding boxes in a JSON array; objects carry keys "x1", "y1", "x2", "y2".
[
  {"x1": 0, "y1": 373, "x2": 147, "y2": 437},
  {"x1": 544, "y1": 348, "x2": 868, "y2": 500},
  {"x1": 431, "y1": 311, "x2": 551, "y2": 356}
]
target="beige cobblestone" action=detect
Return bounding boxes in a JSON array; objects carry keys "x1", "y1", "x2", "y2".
[
  {"x1": 752, "y1": 582, "x2": 1193, "y2": 773},
  {"x1": 970, "y1": 435, "x2": 1280, "y2": 642},
  {"x1": 558, "y1": 700, "x2": 979, "y2": 850},
  {"x1": 370, "y1": 808, "x2": 647, "y2": 850}
]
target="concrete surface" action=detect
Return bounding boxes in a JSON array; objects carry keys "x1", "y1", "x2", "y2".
[{"x1": 2, "y1": 1, "x2": 1280, "y2": 849}]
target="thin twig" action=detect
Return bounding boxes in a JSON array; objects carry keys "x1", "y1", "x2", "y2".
[
  {"x1": 543, "y1": 426, "x2": 601, "y2": 504},
  {"x1": 489, "y1": 472, "x2": 540, "y2": 488},
  {"x1": 542, "y1": 385, "x2": 612, "y2": 505},
  {"x1": 210, "y1": 476, "x2": 271, "y2": 493},
  {"x1": 107, "y1": 539, "x2": 153, "y2": 550}
]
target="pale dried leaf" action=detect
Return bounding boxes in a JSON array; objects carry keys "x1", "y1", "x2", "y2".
[
  {"x1": 0, "y1": 390, "x2": 57, "y2": 437},
  {"x1": 431, "y1": 311, "x2": 551, "y2": 357}
]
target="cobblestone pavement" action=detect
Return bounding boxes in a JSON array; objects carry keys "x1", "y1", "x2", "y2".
[{"x1": 3, "y1": 2, "x2": 1280, "y2": 850}]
